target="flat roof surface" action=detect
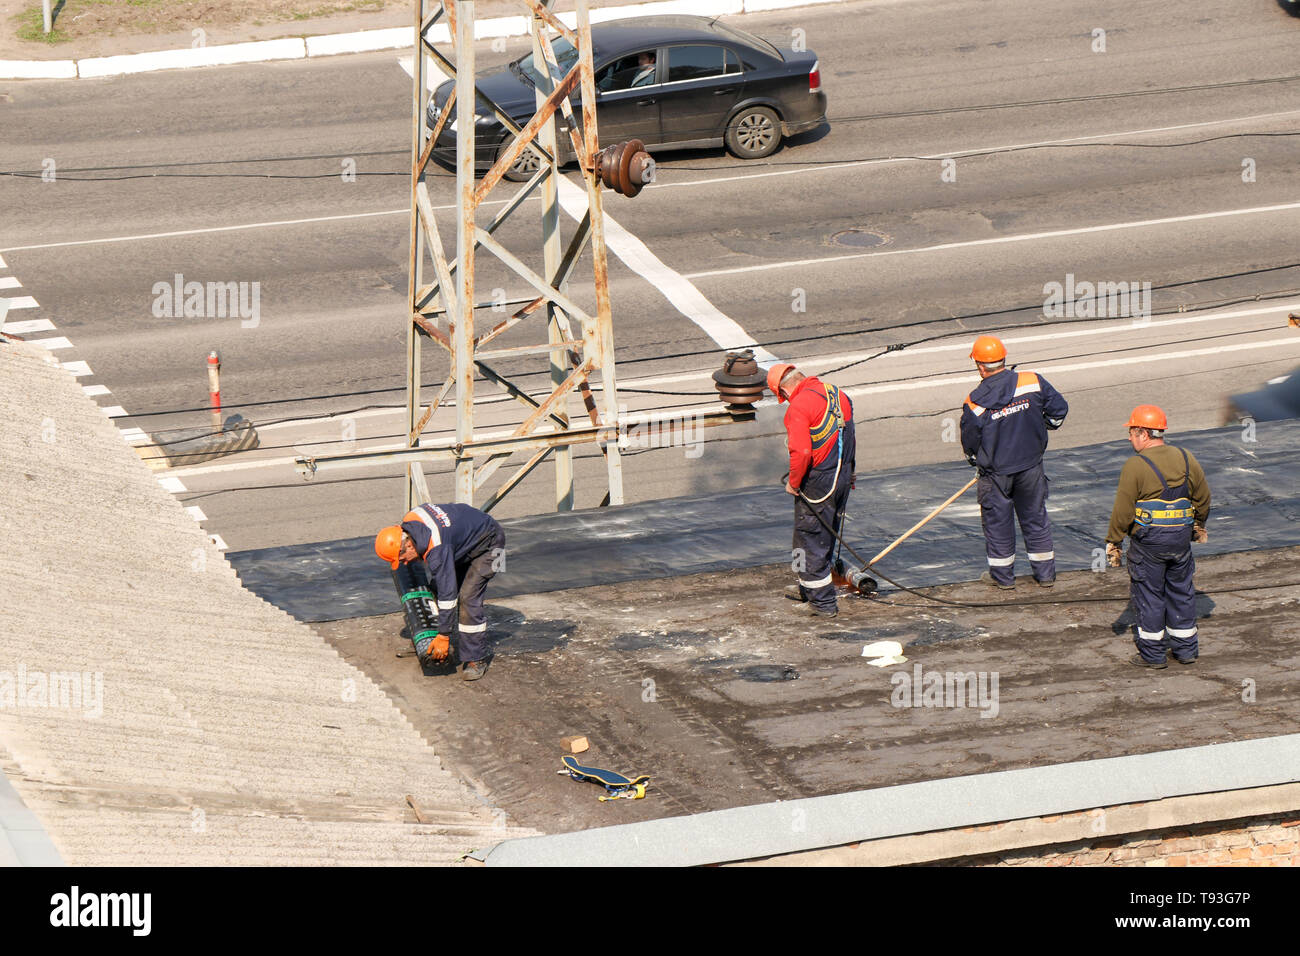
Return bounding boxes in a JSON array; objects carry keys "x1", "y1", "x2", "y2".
[{"x1": 317, "y1": 542, "x2": 1300, "y2": 836}]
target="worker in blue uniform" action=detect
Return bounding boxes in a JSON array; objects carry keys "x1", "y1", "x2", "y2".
[
  {"x1": 375, "y1": 502, "x2": 505, "y2": 681},
  {"x1": 959, "y1": 336, "x2": 1069, "y2": 589},
  {"x1": 1105, "y1": 405, "x2": 1211, "y2": 668}
]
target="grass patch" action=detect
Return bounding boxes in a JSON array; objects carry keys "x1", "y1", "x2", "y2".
[{"x1": 11, "y1": 0, "x2": 395, "y2": 45}]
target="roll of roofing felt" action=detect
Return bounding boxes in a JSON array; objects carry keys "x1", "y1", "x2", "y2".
[{"x1": 392, "y1": 562, "x2": 440, "y2": 661}]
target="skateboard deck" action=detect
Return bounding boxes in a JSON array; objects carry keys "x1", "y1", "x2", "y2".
[{"x1": 559, "y1": 755, "x2": 650, "y2": 801}]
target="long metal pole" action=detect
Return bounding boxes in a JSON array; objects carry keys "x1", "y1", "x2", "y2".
[
  {"x1": 453, "y1": 1, "x2": 477, "y2": 504},
  {"x1": 405, "y1": 0, "x2": 429, "y2": 511},
  {"x1": 531, "y1": 6, "x2": 573, "y2": 511},
  {"x1": 867, "y1": 477, "x2": 978, "y2": 566},
  {"x1": 574, "y1": 0, "x2": 624, "y2": 505}
]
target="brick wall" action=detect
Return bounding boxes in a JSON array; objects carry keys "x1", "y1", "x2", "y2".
[{"x1": 931, "y1": 811, "x2": 1300, "y2": 867}]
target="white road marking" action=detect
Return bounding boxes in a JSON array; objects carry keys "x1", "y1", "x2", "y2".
[
  {"x1": 0, "y1": 276, "x2": 21, "y2": 289},
  {"x1": 101, "y1": 405, "x2": 128, "y2": 418},
  {"x1": 254, "y1": 300, "x2": 1300, "y2": 432},
  {"x1": 0, "y1": 209, "x2": 410, "y2": 255},
  {"x1": 209, "y1": 534, "x2": 228, "y2": 551},
  {"x1": 844, "y1": 336, "x2": 1300, "y2": 400},
  {"x1": 185, "y1": 506, "x2": 208, "y2": 522},
  {"x1": 651, "y1": 109, "x2": 1300, "y2": 191},
  {"x1": 61, "y1": 360, "x2": 92, "y2": 376},
  {"x1": 32, "y1": 336, "x2": 73, "y2": 350},
  {"x1": 554, "y1": 175, "x2": 778, "y2": 364},
  {"x1": 167, "y1": 333, "x2": 1300, "y2": 479},
  {"x1": 685, "y1": 200, "x2": 1300, "y2": 279},
  {"x1": 2, "y1": 295, "x2": 39, "y2": 309},
  {"x1": 157, "y1": 476, "x2": 187, "y2": 493},
  {"x1": 82, "y1": 384, "x2": 111, "y2": 396},
  {"x1": 119, "y1": 427, "x2": 149, "y2": 445},
  {"x1": 9, "y1": 107, "x2": 1292, "y2": 256},
  {"x1": 2, "y1": 317, "x2": 55, "y2": 334}
]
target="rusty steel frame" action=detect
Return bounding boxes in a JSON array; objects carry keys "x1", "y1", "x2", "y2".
[
  {"x1": 394, "y1": 0, "x2": 625, "y2": 513},
  {"x1": 293, "y1": 0, "x2": 754, "y2": 511}
]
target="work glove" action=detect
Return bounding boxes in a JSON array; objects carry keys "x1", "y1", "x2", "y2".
[
  {"x1": 429, "y1": 634, "x2": 450, "y2": 663},
  {"x1": 965, "y1": 451, "x2": 978, "y2": 467},
  {"x1": 1105, "y1": 542, "x2": 1123, "y2": 568},
  {"x1": 1044, "y1": 415, "x2": 1065, "y2": 431},
  {"x1": 1193, "y1": 524, "x2": 1208, "y2": 544}
]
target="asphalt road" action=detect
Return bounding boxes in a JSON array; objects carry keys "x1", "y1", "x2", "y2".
[{"x1": 3, "y1": 0, "x2": 1299, "y2": 550}]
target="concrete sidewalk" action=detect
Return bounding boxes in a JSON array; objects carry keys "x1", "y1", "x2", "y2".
[{"x1": 1, "y1": 0, "x2": 850, "y2": 79}]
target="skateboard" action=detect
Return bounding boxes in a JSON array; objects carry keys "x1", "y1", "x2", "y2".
[{"x1": 558, "y1": 755, "x2": 650, "y2": 801}]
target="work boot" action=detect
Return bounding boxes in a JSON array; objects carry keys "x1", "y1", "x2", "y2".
[
  {"x1": 1035, "y1": 576, "x2": 1056, "y2": 588},
  {"x1": 462, "y1": 659, "x2": 489, "y2": 681},
  {"x1": 792, "y1": 601, "x2": 837, "y2": 618},
  {"x1": 1129, "y1": 653, "x2": 1168, "y2": 670},
  {"x1": 1173, "y1": 654, "x2": 1198, "y2": 666},
  {"x1": 979, "y1": 571, "x2": 1015, "y2": 591},
  {"x1": 784, "y1": 584, "x2": 808, "y2": 602}
]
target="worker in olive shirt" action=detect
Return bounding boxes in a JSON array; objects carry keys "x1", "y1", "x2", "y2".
[{"x1": 1105, "y1": 405, "x2": 1211, "y2": 668}]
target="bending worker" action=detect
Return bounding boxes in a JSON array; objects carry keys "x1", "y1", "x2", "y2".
[
  {"x1": 960, "y1": 336, "x2": 1069, "y2": 589},
  {"x1": 374, "y1": 502, "x2": 505, "y2": 682},
  {"x1": 770, "y1": 363, "x2": 856, "y2": 618},
  {"x1": 1105, "y1": 405, "x2": 1210, "y2": 669}
]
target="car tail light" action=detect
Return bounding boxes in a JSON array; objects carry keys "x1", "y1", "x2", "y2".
[{"x1": 809, "y1": 60, "x2": 821, "y2": 94}]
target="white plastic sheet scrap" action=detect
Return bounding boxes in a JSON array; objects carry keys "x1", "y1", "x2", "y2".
[{"x1": 861, "y1": 640, "x2": 907, "y2": 668}]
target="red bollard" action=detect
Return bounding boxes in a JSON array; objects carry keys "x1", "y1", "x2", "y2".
[{"x1": 207, "y1": 350, "x2": 222, "y2": 432}]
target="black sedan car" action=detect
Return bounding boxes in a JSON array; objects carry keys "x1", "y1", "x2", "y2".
[{"x1": 427, "y1": 15, "x2": 827, "y2": 180}]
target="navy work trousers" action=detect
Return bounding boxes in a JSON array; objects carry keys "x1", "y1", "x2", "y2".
[
  {"x1": 1128, "y1": 530, "x2": 1198, "y2": 664},
  {"x1": 792, "y1": 457, "x2": 853, "y2": 612},
  {"x1": 454, "y1": 523, "x2": 505, "y2": 663},
  {"x1": 977, "y1": 463, "x2": 1056, "y2": 587}
]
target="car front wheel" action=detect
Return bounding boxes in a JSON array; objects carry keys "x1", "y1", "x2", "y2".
[
  {"x1": 726, "y1": 106, "x2": 782, "y2": 160},
  {"x1": 500, "y1": 143, "x2": 543, "y2": 182}
]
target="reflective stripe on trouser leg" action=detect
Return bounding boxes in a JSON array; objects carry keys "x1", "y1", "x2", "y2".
[
  {"x1": 455, "y1": 524, "x2": 504, "y2": 663},
  {"x1": 977, "y1": 474, "x2": 1016, "y2": 586},
  {"x1": 1128, "y1": 545, "x2": 1170, "y2": 664},
  {"x1": 1012, "y1": 464, "x2": 1056, "y2": 582},
  {"x1": 1163, "y1": 548, "x2": 1198, "y2": 660},
  {"x1": 792, "y1": 467, "x2": 850, "y2": 612}
]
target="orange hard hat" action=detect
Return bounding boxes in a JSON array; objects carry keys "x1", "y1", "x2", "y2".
[
  {"x1": 767, "y1": 363, "x2": 796, "y2": 402},
  {"x1": 970, "y1": 335, "x2": 1007, "y2": 363},
  {"x1": 375, "y1": 525, "x2": 405, "y2": 569},
  {"x1": 764, "y1": 361, "x2": 795, "y2": 403},
  {"x1": 1126, "y1": 404, "x2": 1168, "y2": 431}
]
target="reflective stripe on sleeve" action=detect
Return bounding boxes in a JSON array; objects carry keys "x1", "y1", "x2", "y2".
[
  {"x1": 1137, "y1": 628, "x2": 1166, "y2": 643},
  {"x1": 1027, "y1": 551, "x2": 1055, "y2": 561},
  {"x1": 407, "y1": 507, "x2": 442, "y2": 549},
  {"x1": 800, "y1": 573, "x2": 833, "y2": 588},
  {"x1": 437, "y1": 599, "x2": 458, "y2": 611},
  {"x1": 458, "y1": 621, "x2": 487, "y2": 633},
  {"x1": 1167, "y1": 625, "x2": 1198, "y2": 638},
  {"x1": 987, "y1": 555, "x2": 1016, "y2": 567}
]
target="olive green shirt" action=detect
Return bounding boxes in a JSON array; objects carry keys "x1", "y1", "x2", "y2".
[{"x1": 1106, "y1": 443, "x2": 1211, "y2": 544}]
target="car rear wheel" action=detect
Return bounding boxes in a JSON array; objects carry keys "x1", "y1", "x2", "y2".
[
  {"x1": 500, "y1": 143, "x2": 544, "y2": 182},
  {"x1": 725, "y1": 106, "x2": 782, "y2": 160}
]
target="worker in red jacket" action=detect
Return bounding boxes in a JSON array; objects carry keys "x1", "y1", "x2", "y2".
[{"x1": 769, "y1": 363, "x2": 856, "y2": 617}]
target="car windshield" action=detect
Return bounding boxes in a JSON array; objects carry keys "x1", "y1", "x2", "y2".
[{"x1": 515, "y1": 37, "x2": 580, "y2": 87}]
